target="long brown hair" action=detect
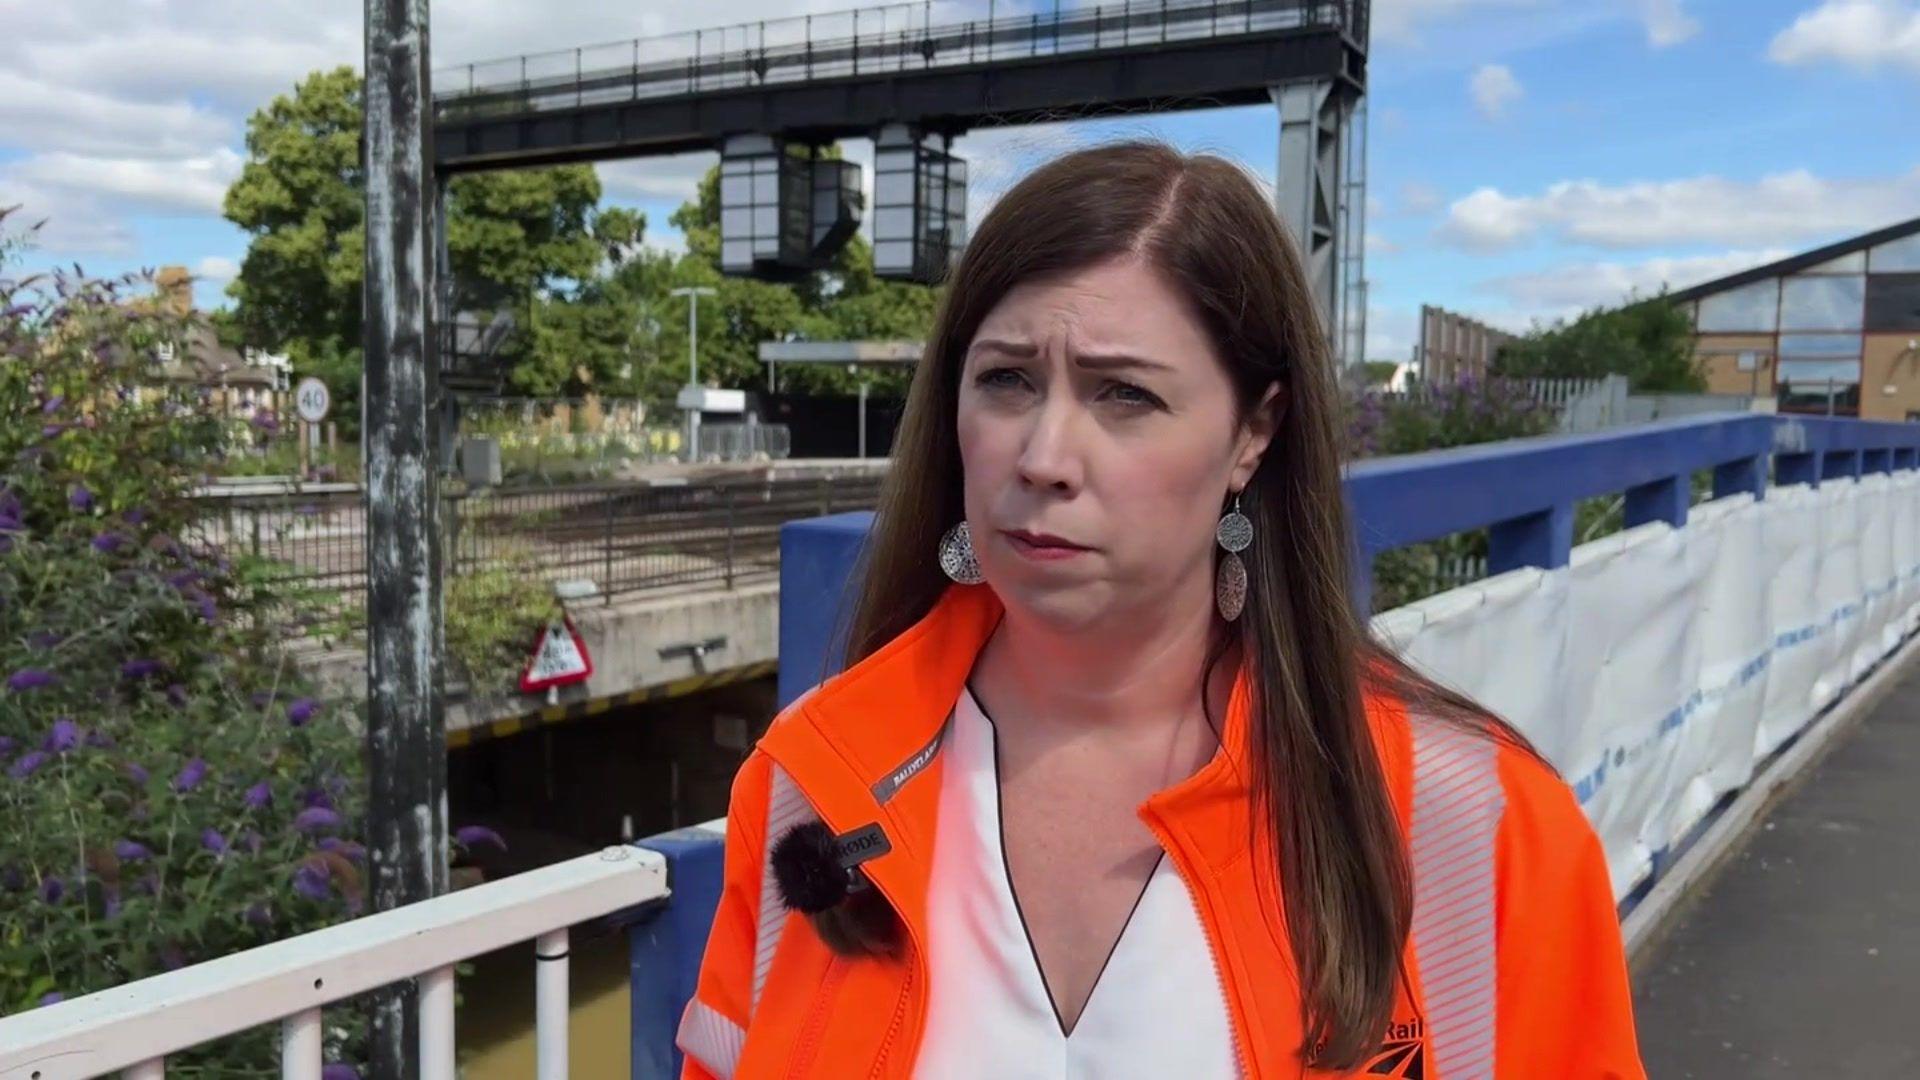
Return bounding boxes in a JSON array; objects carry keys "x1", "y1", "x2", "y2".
[{"x1": 828, "y1": 140, "x2": 1532, "y2": 1069}]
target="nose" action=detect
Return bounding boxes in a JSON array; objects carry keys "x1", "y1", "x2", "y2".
[{"x1": 1015, "y1": 390, "x2": 1083, "y2": 494}]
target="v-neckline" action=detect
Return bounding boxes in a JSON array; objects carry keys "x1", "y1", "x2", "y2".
[{"x1": 966, "y1": 684, "x2": 1170, "y2": 1039}]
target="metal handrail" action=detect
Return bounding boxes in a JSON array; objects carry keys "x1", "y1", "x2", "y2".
[
  {"x1": 0, "y1": 848, "x2": 668, "y2": 1080},
  {"x1": 435, "y1": 0, "x2": 1353, "y2": 117}
]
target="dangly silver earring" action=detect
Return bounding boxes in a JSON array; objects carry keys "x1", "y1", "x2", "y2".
[
  {"x1": 938, "y1": 521, "x2": 984, "y2": 584},
  {"x1": 1215, "y1": 492, "x2": 1252, "y2": 621}
]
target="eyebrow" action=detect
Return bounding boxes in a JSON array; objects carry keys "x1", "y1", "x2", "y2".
[{"x1": 967, "y1": 338, "x2": 1176, "y2": 373}]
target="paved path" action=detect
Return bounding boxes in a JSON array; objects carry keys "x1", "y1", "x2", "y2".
[{"x1": 1633, "y1": 663, "x2": 1920, "y2": 1075}]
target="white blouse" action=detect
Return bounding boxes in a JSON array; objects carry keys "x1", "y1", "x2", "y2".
[{"x1": 912, "y1": 686, "x2": 1240, "y2": 1079}]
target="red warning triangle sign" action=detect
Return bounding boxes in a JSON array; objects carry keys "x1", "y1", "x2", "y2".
[{"x1": 520, "y1": 616, "x2": 594, "y2": 693}]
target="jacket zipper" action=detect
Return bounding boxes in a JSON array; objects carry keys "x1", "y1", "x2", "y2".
[
  {"x1": 867, "y1": 948, "x2": 918, "y2": 1078},
  {"x1": 1146, "y1": 816, "x2": 1253, "y2": 1079},
  {"x1": 783, "y1": 955, "x2": 848, "y2": 1080}
]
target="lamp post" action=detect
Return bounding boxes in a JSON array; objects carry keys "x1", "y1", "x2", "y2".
[{"x1": 670, "y1": 285, "x2": 716, "y2": 462}]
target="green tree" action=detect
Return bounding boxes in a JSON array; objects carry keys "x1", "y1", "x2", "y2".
[
  {"x1": 627, "y1": 156, "x2": 936, "y2": 415},
  {"x1": 222, "y1": 67, "x2": 645, "y2": 419},
  {"x1": 1493, "y1": 296, "x2": 1702, "y2": 393}
]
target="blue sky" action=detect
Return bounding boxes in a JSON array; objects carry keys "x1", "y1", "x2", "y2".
[{"x1": 3, "y1": 0, "x2": 1916, "y2": 362}]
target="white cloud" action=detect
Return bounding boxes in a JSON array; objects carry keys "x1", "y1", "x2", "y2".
[
  {"x1": 596, "y1": 153, "x2": 719, "y2": 203},
  {"x1": 1366, "y1": 232, "x2": 1402, "y2": 256},
  {"x1": 1638, "y1": 0, "x2": 1700, "y2": 46},
  {"x1": 1478, "y1": 248, "x2": 1795, "y2": 319},
  {"x1": 192, "y1": 255, "x2": 240, "y2": 286},
  {"x1": 0, "y1": 172, "x2": 136, "y2": 257},
  {"x1": 1469, "y1": 64, "x2": 1523, "y2": 120},
  {"x1": 10, "y1": 149, "x2": 242, "y2": 216},
  {"x1": 1372, "y1": 0, "x2": 1539, "y2": 43},
  {"x1": 1437, "y1": 167, "x2": 1920, "y2": 251},
  {"x1": 1365, "y1": 303, "x2": 1421, "y2": 363},
  {"x1": 1768, "y1": 0, "x2": 1920, "y2": 75},
  {"x1": 0, "y1": 69, "x2": 231, "y2": 159}
]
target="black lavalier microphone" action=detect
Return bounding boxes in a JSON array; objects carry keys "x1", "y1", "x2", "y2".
[{"x1": 770, "y1": 821, "x2": 892, "y2": 914}]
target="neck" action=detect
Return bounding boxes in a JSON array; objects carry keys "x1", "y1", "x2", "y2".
[{"x1": 973, "y1": 581, "x2": 1232, "y2": 737}]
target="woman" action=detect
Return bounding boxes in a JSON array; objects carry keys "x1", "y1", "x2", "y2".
[{"x1": 679, "y1": 141, "x2": 1643, "y2": 1078}]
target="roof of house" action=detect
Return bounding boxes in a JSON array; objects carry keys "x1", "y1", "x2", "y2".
[
  {"x1": 1665, "y1": 216, "x2": 1920, "y2": 305},
  {"x1": 157, "y1": 323, "x2": 275, "y2": 388}
]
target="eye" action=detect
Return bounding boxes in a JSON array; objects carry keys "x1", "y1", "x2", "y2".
[
  {"x1": 1103, "y1": 380, "x2": 1166, "y2": 410},
  {"x1": 975, "y1": 367, "x2": 1030, "y2": 392}
]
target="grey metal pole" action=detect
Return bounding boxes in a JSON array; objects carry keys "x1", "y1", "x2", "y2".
[
  {"x1": 858, "y1": 379, "x2": 869, "y2": 458},
  {"x1": 364, "y1": 1, "x2": 446, "y2": 1077},
  {"x1": 688, "y1": 292, "x2": 700, "y2": 461}
]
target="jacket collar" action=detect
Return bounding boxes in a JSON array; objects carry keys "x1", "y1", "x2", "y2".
[{"x1": 758, "y1": 583, "x2": 1263, "y2": 940}]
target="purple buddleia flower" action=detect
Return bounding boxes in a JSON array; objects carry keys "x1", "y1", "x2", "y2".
[
  {"x1": 119, "y1": 658, "x2": 162, "y2": 680},
  {"x1": 288, "y1": 697, "x2": 318, "y2": 726},
  {"x1": 38, "y1": 991, "x2": 63, "y2": 1008},
  {"x1": 39, "y1": 876, "x2": 63, "y2": 903},
  {"x1": 115, "y1": 839, "x2": 152, "y2": 862},
  {"x1": 132, "y1": 874, "x2": 157, "y2": 897},
  {"x1": 68, "y1": 484, "x2": 94, "y2": 512},
  {"x1": 294, "y1": 806, "x2": 342, "y2": 833},
  {"x1": 302, "y1": 787, "x2": 334, "y2": 811},
  {"x1": 165, "y1": 683, "x2": 187, "y2": 708},
  {"x1": 91, "y1": 532, "x2": 125, "y2": 553},
  {"x1": 317, "y1": 838, "x2": 366, "y2": 863},
  {"x1": 292, "y1": 862, "x2": 331, "y2": 901},
  {"x1": 196, "y1": 595, "x2": 217, "y2": 623},
  {"x1": 103, "y1": 888, "x2": 122, "y2": 919},
  {"x1": 166, "y1": 570, "x2": 198, "y2": 589},
  {"x1": 41, "y1": 395, "x2": 64, "y2": 414},
  {"x1": 244, "y1": 780, "x2": 272, "y2": 809},
  {"x1": 124, "y1": 507, "x2": 147, "y2": 525},
  {"x1": 9, "y1": 750, "x2": 48, "y2": 778},
  {"x1": 42, "y1": 718, "x2": 80, "y2": 754},
  {"x1": 7, "y1": 668, "x2": 55, "y2": 692},
  {"x1": 201, "y1": 828, "x2": 228, "y2": 855},
  {"x1": 41, "y1": 423, "x2": 66, "y2": 439},
  {"x1": 242, "y1": 829, "x2": 264, "y2": 854},
  {"x1": 321, "y1": 1064, "x2": 360, "y2": 1080},
  {"x1": 454, "y1": 825, "x2": 507, "y2": 853},
  {"x1": 173, "y1": 757, "x2": 207, "y2": 792},
  {"x1": 0, "y1": 735, "x2": 11, "y2": 758},
  {"x1": 125, "y1": 761, "x2": 149, "y2": 785},
  {"x1": 245, "y1": 902, "x2": 272, "y2": 927},
  {"x1": 85, "y1": 728, "x2": 114, "y2": 750}
]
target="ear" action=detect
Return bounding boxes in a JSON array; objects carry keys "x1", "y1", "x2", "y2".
[{"x1": 1229, "y1": 382, "x2": 1286, "y2": 491}]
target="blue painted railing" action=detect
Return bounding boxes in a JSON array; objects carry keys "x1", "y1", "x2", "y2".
[{"x1": 627, "y1": 413, "x2": 1920, "y2": 1077}]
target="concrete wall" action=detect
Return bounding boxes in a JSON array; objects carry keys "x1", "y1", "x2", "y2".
[{"x1": 300, "y1": 581, "x2": 780, "y2": 733}]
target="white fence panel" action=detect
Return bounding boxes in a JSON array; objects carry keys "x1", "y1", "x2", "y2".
[{"x1": 1376, "y1": 472, "x2": 1920, "y2": 902}]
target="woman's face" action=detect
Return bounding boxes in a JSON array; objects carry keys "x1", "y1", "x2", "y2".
[{"x1": 956, "y1": 255, "x2": 1279, "y2": 632}]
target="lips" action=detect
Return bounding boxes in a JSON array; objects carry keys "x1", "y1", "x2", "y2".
[{"x1": 1002, "y1": 529, "x2": 1091, "y2": 558}]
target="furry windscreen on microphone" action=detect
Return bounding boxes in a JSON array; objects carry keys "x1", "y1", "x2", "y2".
[{"x1": 771, "y1": 820, "x2": 849, "y2": 914}]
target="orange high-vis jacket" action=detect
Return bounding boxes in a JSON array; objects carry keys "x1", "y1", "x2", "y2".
[{"x1": 679, "y1": 585, "x2": 1645, "y2": 1078}]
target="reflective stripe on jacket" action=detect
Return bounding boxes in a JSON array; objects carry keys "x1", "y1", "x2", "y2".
[{"x1": 680, "y1": 584, "x2": 1644, "y2": 1079}]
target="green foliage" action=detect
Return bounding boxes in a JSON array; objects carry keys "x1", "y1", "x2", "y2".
[
  {"x1": 1359, "y1": 360, "x2": 1400, "y2": 388},
  {"x1": 223, "y1": 67, "x2": 644, "y2": 421},
  {"x1": 1345, "y1": 379, "x2": 1559, "y2": 611},
  {"x1": 1493, "y1": 297, "x2": 1703, "y2": 393},
  {"x1": 442, "y1": 539, "x2": 556, "y2": 700},
  {"x1": 1345, "y1": 376, "x2": 1558, "y2": 458},
  {"x1": 0, "y1": 217, "x2": 365, "y2": 1070}
]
